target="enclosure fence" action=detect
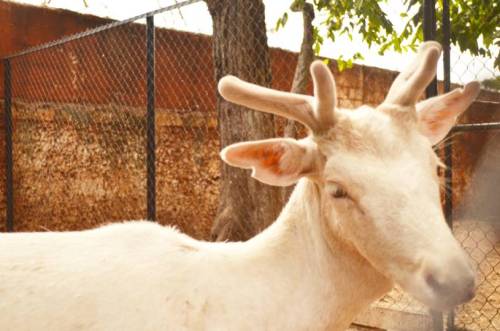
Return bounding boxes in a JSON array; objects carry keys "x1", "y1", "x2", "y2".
[{"x1": 2, "y1": 0, "x2": 499, "y2": 330}]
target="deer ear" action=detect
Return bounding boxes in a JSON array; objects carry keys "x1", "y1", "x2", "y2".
[
  {"x1": 417, "y1": 82, "x2": 480, "y2": 145},
  {"x1": 220, "y1": 138, "x2": 320, "y2": 187}
]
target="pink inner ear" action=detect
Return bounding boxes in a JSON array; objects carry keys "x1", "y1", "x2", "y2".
[
  {"x1": 421, "y1": 117, "x2": 455, "y2": 136},
  {"x1": 221, "y1": 138, "x2": 319, "y2": 187},
  {"x1": 420, "y1": 104, "x2": 454, "y2": 124},
  {"x1": 226, "y1": 143, "x2": 286, "y2": 173},
  {"x1": 418, "y1": 107, "x2": 456, "y2": 144}
]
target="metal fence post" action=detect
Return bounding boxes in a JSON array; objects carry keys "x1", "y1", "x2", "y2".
[
  {"x1": 442, "y1": 0, "x2": 452, "y2": 229},
  {"x1": 442, "y1": 0, "x2": 455, "y2": 328},
  {"x1": 3, "y1": 59, "x2": 14, "y2": 232},
  {"x1": 423, "y1": 0, "x2": 438, "y2": 97},
  {"x1": 146, "y1": 15, "x2": 156, "y2": 222},
  {"x1": 423, "y1": 0, "x2": 444, "y2": 329}
]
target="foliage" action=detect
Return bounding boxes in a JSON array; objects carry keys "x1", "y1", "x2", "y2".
[
  {"x1": 482, "y1": 76, "x2": 500, "y2": 90},
  {"x1": 277, "y1": 0, "x2": 499, "y2": 70},
  {"x1": 42, "y1": 0, "x2": 89, "y2": 7},
  {"x1": 411, "y1": 0, "x2": 499, "y2": 69}
]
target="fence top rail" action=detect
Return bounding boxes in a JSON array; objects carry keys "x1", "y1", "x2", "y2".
[
  {"x1": 451, "y1": 122, "x2": 500, "y2": 133},
  {"x1": 2, "y1": 0, "x2": 202, "y2": 60}
]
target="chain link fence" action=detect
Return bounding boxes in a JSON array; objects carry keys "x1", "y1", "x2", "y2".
[
  {"x1": 1, "y1": 0, "x2": 499, "y2": 330},
  {"x1": 6, "y1": 13, "x2": 150, "y2": 232},
  {"x1": 446, "y1": 48, "x2": 500, "y2": 331}
]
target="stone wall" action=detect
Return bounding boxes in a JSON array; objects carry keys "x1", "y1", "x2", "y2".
[{"x1": 0, "y1": 100, "x2": 220, "y2": 238}]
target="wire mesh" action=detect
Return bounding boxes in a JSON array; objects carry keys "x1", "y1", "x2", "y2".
[
  {"x1": 450, "y1": 48, "x2": 499, "y2": 88},
  {"x1": 444, "y1": 40, "x2": 500, "y2": 330},
  {"x1": 153, "y1": 3, "x2": 218, "y2": 239},
  {"x1": 449, "y1": 104, "x2": 500, "y2": 330},
  {"x1": 8, "y1": 18, "x2": 149, "y2": 231}
]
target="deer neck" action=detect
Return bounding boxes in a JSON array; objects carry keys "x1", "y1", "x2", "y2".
[{"x1": 246, "y1": 179, "x2": 393, "y2": 329}]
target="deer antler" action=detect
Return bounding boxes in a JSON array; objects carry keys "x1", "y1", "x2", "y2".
[
  {"x1": 217, "y1": 60, "x2": 337, "y2": 133},
  {"x1": 310, "y1": 61, "x2": 336, "y2": 129},
  {"x1": 384, "y1": 41, "x2": 442, "y2": 107}
]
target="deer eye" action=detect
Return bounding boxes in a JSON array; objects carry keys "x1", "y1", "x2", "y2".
[{"x1": 327, "y1": 182, "x2": 349, "y2": 199}]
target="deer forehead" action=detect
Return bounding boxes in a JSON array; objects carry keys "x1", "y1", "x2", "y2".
[
  {"x1": 316, "y1": 107, "x2": 437, "y2": 188},
  {"x1": 317, "y1": 107, "x2": 424, "y2": 155},
  {"x1": 323, "y1": 150, "x2": 436, "y2": 188}
]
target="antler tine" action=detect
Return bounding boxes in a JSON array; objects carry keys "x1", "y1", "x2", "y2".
[
  {"x1": 385, "y1": 41, "x2": 442, "y2": 106},
  {"x1": 218, "y1": 76, "x2": 319, "y2": 131},
  {"x1": 310, "y1": 61, "x2": 336, "y2": 130}
]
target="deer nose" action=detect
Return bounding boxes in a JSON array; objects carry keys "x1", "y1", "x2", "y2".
[
  {"x1": 423, "y1": 256, "x2": 476, "y2": 306},
  {"x1": 425, "y1": 270, "x2": 475, "y2": 304}
]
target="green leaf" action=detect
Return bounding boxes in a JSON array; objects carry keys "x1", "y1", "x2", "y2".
[
  {"x1": 293, "y1": 0, "x2": 498, "y2": 69},
  {"x1": 275, "y1": 12, "x2": 289, "y2": 31}
]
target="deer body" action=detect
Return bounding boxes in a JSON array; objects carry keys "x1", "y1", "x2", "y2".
[
  {"x1": 0, "y1": 179, "x2": 390, "y2": 331},
  {"x1": 0, "y1": 42, "x2": 479, "y2": 330}
]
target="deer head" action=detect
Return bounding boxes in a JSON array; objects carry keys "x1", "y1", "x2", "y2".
[{"x1": 217, "y1": 41, "x2": 479, "y2": 311}]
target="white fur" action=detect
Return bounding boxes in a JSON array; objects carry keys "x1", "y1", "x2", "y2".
[
  {"x1": 0, "y1": 42, "x2": 479, "y2": 331},
  {"x1": 0, "y1": 180, "x2": 389, "y2": 331}
]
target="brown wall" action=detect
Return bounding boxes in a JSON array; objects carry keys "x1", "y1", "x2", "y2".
[
  {"x1": 0, "y1": 1, "x2": 112, "y2": 233},
  {"x1": 0, "y1": 1, "x2": 498, "y2": 237},
  {"x1": 0, "y1": 1, "x2": 113, "y2": 93},
  {"x1": 3, "y1": 101, "x2": 219, "y2": 238}
]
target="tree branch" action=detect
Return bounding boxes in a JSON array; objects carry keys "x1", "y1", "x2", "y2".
[{"x1": 284, "y1": 2, "x2": 315, "y2": 138}]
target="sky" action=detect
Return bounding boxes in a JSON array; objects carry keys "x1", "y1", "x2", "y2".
[{"x1": 11, "y1": 0, "x2": 499, "y2": 84}]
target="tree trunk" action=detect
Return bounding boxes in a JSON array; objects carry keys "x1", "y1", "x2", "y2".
[
  {"x1": 282, "y1": 2, "x2": 315, "y2": 202},
  {"x1": 206, "y1": 0, "x2": 282, "y2": 241}
]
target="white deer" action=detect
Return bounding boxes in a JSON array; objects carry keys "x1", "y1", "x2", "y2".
[{"x1": 0, "y1": 41, "x2": 479, "y2": 331}]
